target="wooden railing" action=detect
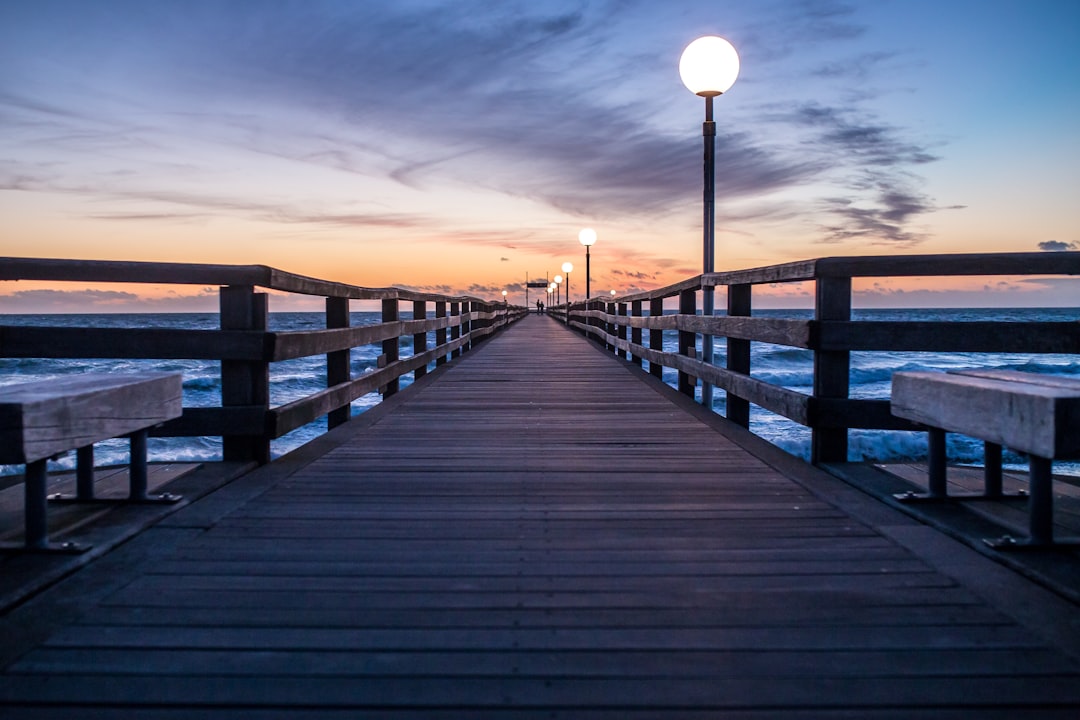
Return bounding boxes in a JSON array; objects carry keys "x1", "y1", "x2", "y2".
[
  {"x1": 562, "y1": 252, "x2": 1080, "y2": 465},
  {"x1": 0, "y1": 258, "x2": 527, "y2": 465}
]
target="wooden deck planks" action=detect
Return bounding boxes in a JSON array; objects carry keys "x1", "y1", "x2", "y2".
[{"x1": 2, "y1": 314, "x2": 1080, "y2": 716}]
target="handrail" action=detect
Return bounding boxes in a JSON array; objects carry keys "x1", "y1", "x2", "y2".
[
  {"x1": 0, "y1": 256, "x2": 493, "y2": 303},
  {"x1": 1, "y1": 257, "x2": 527, "y2": 464},
  {"x1": 566, "y1": 251, "x2": 1080, "y2": 465}
]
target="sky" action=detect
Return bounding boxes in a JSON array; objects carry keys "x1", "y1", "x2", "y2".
[{"x1": 1, "y1": 0, "x2": 1078, "y2": 312}]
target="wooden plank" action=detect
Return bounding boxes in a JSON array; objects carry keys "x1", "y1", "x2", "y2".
[
  {"x1": 0, "y1": 256, "x2": 498, "y2": 305},
  {"x1": 0, "y1": 373, "x2": 182, "y2": 464},
  {"x1": 817, "y1": 320, "x2": 1080, "y2": 353},
  {"x1": 814, "y1": 252, "x2": 1080, "y2": 279},
  {"x1": 0, "y1": 325, "x2": 267, "y2": 361}
]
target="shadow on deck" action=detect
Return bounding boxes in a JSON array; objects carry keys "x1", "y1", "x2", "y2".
[{"x1": 2, "y1": 313, "x2": 1079, "y2": 716}]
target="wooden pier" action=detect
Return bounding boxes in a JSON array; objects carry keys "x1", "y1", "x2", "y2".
[{"x1": 2, "y1": 313, "x2": 1079, "y2": 716}]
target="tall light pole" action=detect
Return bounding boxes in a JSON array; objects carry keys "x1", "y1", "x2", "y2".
[
  {"x1": 553, "y1": 276, "x2": 562, "y2": 306},
  {"x1": 579, "y1": 228, "x2": 597, "y2": 300},
  {"x1": 501, "y1": 290, "x2": 508, "y2": 304},
  {"x1": 680, "y1": 35, "x2": 739, "y2": 410},
  {"x1": 561, "y1": 262, "x2": 574, "y2": 325}
]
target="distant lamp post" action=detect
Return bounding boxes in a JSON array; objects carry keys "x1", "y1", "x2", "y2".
[
  {"x1": 501, "y1": 290, "x2": 508, "y2": 304},
  {"x1": 547, "y1": 285, "x2": 554, "y2": 311},
  {"x1": 610, "y1": 289, "x2": 617, "y2": 299},
  {"x1": 561, "y1": 262, "x2": 574, "y2": 325},
  {"x1": 680, "y1": 34, "x2": 739, "y2": 409},
  {"x1": 578, "y1": 228, "x2": 597, "y2": 300},
  {"x1": 553, "y1": 275, "x2": 563, "y2": 306}
]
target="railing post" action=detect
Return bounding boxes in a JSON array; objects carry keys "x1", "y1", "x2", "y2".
[
  {"x1": 606, "y1": 301, "x2": 616, "y2": 352},
  {"x1": 326, "y1": 296, "x2": 351, "y2": 429},
  {"x1": 727, "y1": 283, "x2": 751, "y2": 427},
  {"x1": 812, "y1": 276, "x2": 851, "y2": 464},
  {"x1": 382, "y1": 298, "x2": 400, "y2": 398},
  {"x1": 618, "y1": 302, "x2": 628, "y2": 360},
  {"x1": 678, "y1": 289, "x2": 697, "y2": 398},
  {"x1": 649, "y1": 298, "x2": 664, "y2": 379},
  {"x1": 435, "y1": 301, "x2": 448, "y2": 367},
  {"x1": 413, "y1": 300, "x2": 428, "y2": 380},
  {"x1": 631, "y1": 300, "x2": 643, "y2": 367},
  {"x1": 221, "y1": 284, "x2": 270, "y2": 464},
  {"x1": 462, "y1": 301, "x2": 472, "y2": 353},
  {"x1": 450, "y1": 302, "x2": 461, "y2": 359}
]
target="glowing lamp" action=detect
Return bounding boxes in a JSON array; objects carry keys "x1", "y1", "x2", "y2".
[{"x1": 679, "y1": 36, "x2": 740, "y2": 97}]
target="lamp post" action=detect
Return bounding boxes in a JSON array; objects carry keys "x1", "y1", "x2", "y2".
[
  {"x1": 579, "y1": 228, "x2": 597, "y2": 300},
  {"x1": 553, "y1": 275, "x2": 562, "y2": 306},
  {"x1": 501, "y1": 290, "x2": 508, "y2": 304},
  {"x1": 561, "y1": 262, "x2": 573, "y2": 325},
  {"x1": 680, "y1": 35, "x2": 739, "y2": 410},
  {"x1": 547, "y1": 285, "x2": 554, "y2": 312}
]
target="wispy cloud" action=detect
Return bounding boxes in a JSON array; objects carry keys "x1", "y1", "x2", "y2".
[{"x1": 776, "y1": 103, "x2": 942, "y2": 244}]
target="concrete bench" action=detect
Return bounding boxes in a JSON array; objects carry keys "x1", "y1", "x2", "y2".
[
  {"x1": 891, "y1": 369, "x2": 1080, "y2": 547},
  {"x1": 0, "y1": 372, "x2": 183, "y2": 552}
]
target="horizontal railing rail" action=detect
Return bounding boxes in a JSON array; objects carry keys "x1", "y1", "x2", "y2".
[
  {"x1": 1, "y1": 257, "x2": 527, "y2": 464},
  {"x1": 566, "y1": 252, "x2": 1080, "y2": 464}
]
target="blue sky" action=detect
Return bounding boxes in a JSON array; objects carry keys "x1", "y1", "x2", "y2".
[{"x1": 1, "y1": 0, "x2": 1078, "y2": 310}]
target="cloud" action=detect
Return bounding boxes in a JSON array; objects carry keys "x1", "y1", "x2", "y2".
[
  {"x1": 812, "y1": 52, "x2": 898, "y2": 81},
  {"x1": 500, "y1": 257, "x2": 509, "y2": 262},
  {"x1": 778, "y1": 103, "x2": 941, "y2": 244},
  {"x1": 1038, "y1": 240, "x2": 1077, "y2": 252},
  {"x1": 612, "y1": 269, "x2": 657, "y2": 281}
]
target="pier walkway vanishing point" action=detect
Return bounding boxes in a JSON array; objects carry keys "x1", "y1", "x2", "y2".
[{"x1": 2, "y1": 313, "x2": 1080, "y2": 717}]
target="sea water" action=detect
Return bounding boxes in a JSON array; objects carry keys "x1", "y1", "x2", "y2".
[{"x1": 2, "y1": 308, "x2": 1077, "y2": 476}]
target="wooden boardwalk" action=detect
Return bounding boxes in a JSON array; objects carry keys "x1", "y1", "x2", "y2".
[{"x1": 2, "y1": 313, "x2": 1080, "y2": 717}]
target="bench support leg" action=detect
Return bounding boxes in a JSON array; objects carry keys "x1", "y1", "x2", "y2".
[
  {"x1": 76, "y1": 445, "x2": 95, "y2": 500},
  {"x1": 927, "y1": 428, "x2": 948, "y2": 498},
  {"x1": 1028, "y1": 456, "x2": 1054, "y2": 546},
  {"x1": 24, "y1": 459, "x2": 49, "y2": 550},
  {"x1": 129, "y1": 430, "x2": 149, "y2": 501},
  {"x1": 983, "y1": 442, "x2": 1003, "y2": 499},
  {"x1": 0, "y1": 460, "x2": 88, "y2": 554},
  {"x1": 127, "y1": 430, "x2": 181, "y2": 505},
  {"x1": 896, "y1": 428, "x2": 951, "y2": 503},
  {"x1": 985, "y1": 455, "x2": 1078, "y2": 550}
]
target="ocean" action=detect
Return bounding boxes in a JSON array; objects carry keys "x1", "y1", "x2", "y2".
[{"x1": 2, "y1": 308, "x2": 1078, "y2": 477}]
